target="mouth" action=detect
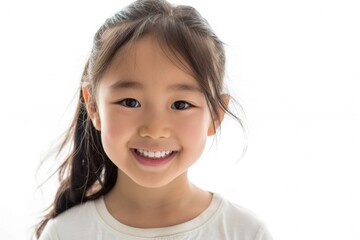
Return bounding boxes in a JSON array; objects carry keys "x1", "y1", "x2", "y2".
[
  {"x1": 134, "y1": 149, "x2": 174, "y2": 158},
  {"x1": 131, "y1": 148, "x2": 177, "y2": 166}
]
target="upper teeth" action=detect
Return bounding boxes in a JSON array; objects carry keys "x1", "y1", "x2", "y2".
[{"x1": 136, "y1": 149, "x2": 172, "y2": 158}]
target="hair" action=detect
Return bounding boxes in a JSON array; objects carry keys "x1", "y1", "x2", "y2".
[{"x1": 35, "y1": 0, "x2": 245, "y2": 238}]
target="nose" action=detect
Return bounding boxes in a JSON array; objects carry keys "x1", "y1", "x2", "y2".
[{"x1": 138, "y1": 112, "x2": 171, "y2": 139}]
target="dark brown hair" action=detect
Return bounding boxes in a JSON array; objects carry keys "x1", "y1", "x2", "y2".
[{"x1": 36, "y1": 0, "x2": 243, "y2": 238}]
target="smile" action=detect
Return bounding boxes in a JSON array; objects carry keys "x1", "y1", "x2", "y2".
[
  {"x1": 134, "y1": 149, "x2": 174, "y2": 159},
  {"x1": 131, "y1": 148, "x2": 177, "y2": 167}
]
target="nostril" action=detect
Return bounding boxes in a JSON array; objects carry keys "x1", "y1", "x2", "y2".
[{"x1": 138, "y1": 126, "x2": 171, "y2": 139}]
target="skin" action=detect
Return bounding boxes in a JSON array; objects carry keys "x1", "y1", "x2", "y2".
[{"x1": 83, "y1": 35, "x2": 225, "y2": 228}]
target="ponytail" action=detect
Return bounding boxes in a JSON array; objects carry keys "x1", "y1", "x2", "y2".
[{"x1": 35, "y1": 80, "x2": 117, "y2": 238}]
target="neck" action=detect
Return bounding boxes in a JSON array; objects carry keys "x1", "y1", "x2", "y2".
[
  {"x1": 103, "y1": 169, "x2": 212, "y2": 228},
  {"x1": 108, "y1": 170, "x2": 195, "y2": 209}
]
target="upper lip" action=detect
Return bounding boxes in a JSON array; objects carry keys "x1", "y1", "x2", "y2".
[{"x1": 131, "y1": 148, "x2": 177, "y2": 152}]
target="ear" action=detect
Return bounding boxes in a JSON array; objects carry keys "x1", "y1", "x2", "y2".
[
  {"x1": 82, "y1": 84, "x2": 101, "y2": 131},
  {"x1": 207, "y1": 94, "x2": 229, "y2": 136}
]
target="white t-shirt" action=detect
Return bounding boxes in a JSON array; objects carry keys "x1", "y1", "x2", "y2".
[{"x1": 40, "y1": 193, "x2": 272, "y2": 240}]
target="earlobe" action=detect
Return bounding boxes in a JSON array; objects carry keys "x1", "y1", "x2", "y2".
[
  {"x1": 207, "y1": 123, "x2": 217, "y2": 136},
  {"x1": 207, "y1": 94, "x2": 229, "y2": 136},
  {"x1": 82, "y1": 84, "x2": 101, "y2": 131}
]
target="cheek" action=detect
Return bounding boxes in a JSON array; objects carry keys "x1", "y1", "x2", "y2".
[
  {"x1": 99, "y1": 107, "x2": 135, "y2": 151},
  {"x1": 175, "y1": 112, "x2": 211, "y2": 147},
  {"x1": 102, "y1": 112, "x2": 123, "y2": 139}
]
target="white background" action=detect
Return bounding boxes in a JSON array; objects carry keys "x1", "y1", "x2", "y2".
[{"x1": 1, "y1": 0, "x2": 360, "y2": 239}]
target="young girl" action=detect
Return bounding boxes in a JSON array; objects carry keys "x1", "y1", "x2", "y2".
[{"x1": 36, "y1": 0, "x2": 272, "y2": 239}]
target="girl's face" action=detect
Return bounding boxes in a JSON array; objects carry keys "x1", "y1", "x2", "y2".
[{"x1": 88, "y1": 35, "x2": 215, "y2": 188}]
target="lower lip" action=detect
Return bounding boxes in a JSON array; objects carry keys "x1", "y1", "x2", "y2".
[{"x1": 131, "y1": 149, "x2": 176, "y2": 167}]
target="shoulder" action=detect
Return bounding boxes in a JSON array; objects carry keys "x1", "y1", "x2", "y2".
[
  {"x1": 54, "y1": 199, "x2": 96, "y2": 226},
  {"x1": 220, "y1": 196, "x2": 261, "y2": 225},
  {"x1": 39, "y1": 200, "x2": 98, "y2": 240},
  {"x1": 211, "y1": 194, "x2": 273, "y2": 240}
]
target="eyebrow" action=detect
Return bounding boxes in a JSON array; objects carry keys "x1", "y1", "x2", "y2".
[
  {"x1": 109, "y1": 80, "x2": 202, "y2": 93},
  {"x1": 167, "y1": 83, "x2": 202, "y2": 93},
  {"x1": 109, "y1": 80, "x2": 143, "y2": 90}
]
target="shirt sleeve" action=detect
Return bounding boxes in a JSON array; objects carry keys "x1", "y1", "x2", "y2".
[
  {"x1": 255, "y1": 223, "x2": 273, "y2": 240},
  {"x1": 38, "y1": 220, "x2": 59, "y2": 240}
]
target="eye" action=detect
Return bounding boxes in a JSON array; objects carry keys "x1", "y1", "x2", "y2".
[
  {"x1": 171, "y1": 101, "x2": 193, "y2": 110},
  {"x1": 117, "y1": 98, "x2": 141, "y2": 108}
]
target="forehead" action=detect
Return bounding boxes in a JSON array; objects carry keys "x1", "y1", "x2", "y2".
[{"x1": 100, "y1": 35, "x2": 198, "y2": 88}]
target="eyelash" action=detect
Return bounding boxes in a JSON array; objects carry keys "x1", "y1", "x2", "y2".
[
  {"x1": 171, "y1": 101, "x2": 193, "y2": 110},
  {"x1": 117, "y1": 98, "x2": 141, "y2": 108},
  {"x1": 116, "y1": 99, "x2": 194, "y2": 110}
]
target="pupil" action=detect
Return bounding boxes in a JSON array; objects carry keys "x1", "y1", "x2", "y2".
[
  {"x1": 176, "y1": 102, "x2": 185, "y2": 109},
  {"x1": 127, "y1": 99, "x2": 137, "y2": 107}
]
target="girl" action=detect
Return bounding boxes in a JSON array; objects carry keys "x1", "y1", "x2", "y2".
[{"x1": 36, "y1": 0, "x2": 272, "y2": 239}]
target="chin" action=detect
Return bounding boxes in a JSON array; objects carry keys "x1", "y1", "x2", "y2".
[{"x1": 132, "y1": 176, "x2": 176, "y2": 189}]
